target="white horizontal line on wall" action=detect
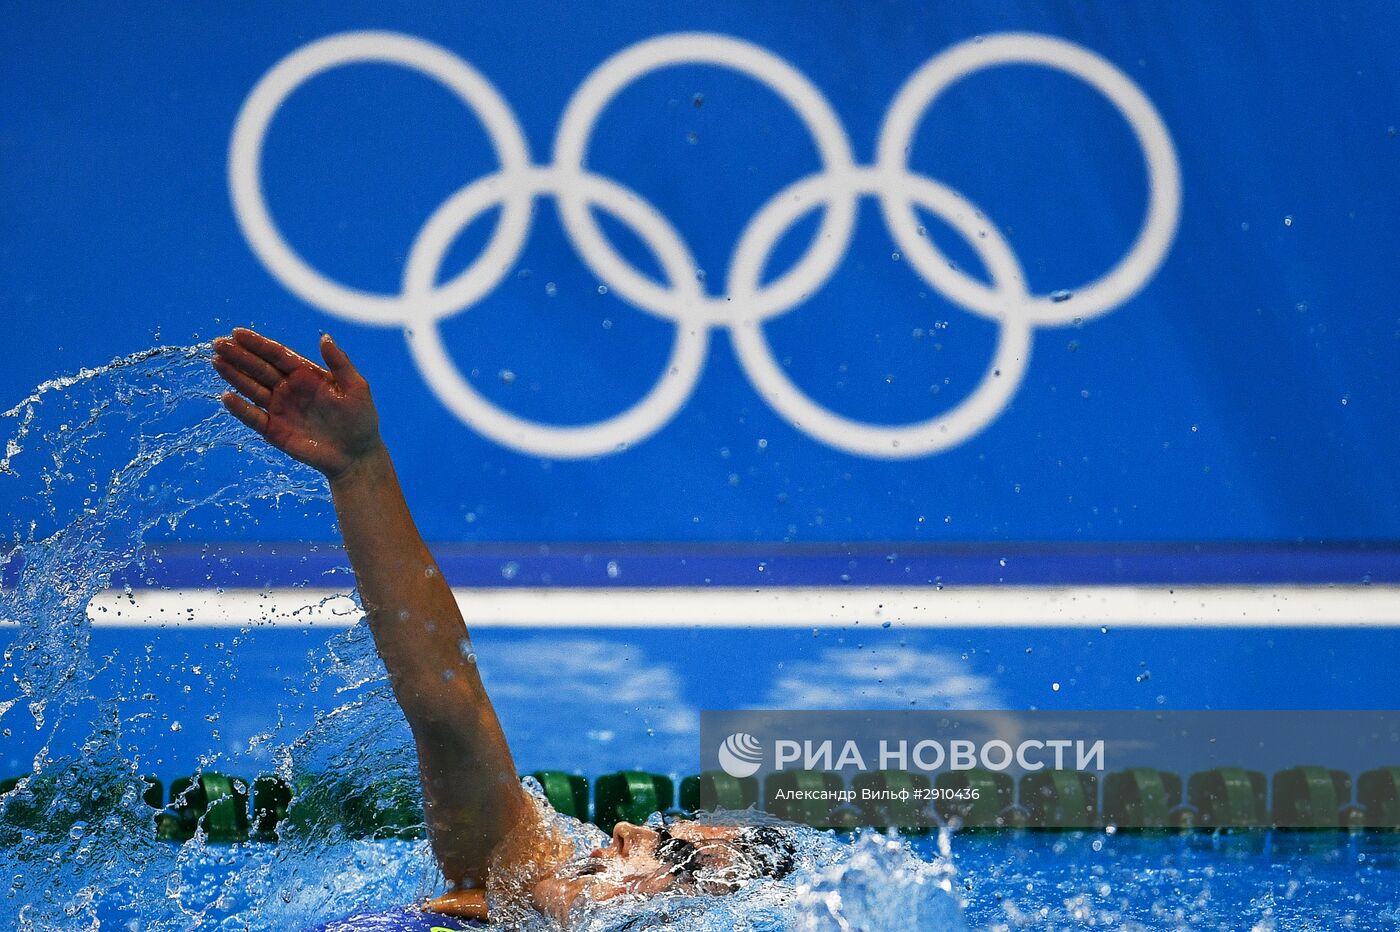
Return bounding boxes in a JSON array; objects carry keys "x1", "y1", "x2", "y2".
[{"x1": 72, "y1": 584, "x2": 1400, "y2": 628}]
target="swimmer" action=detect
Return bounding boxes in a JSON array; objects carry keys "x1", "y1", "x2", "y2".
[{"x1": 211, "y1": 329, "x2": 795, "y2": 924}]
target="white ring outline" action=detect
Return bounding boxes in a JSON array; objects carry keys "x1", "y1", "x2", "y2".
[
  {"x1": 876, "y1": 32, "x2": 1181, "y2": 326},
  {"x1": 229, "y1": 31, "x2": 533, "y2": 326},
  {"x1": 229, "y1": 30, "x2": 1180, "y2": 458},
  {"x1": 403, "y1": 171, "x2": 710, "y2": 458},
  {"x1": 728, "y1": 170, "x2": 1032, "y2": 457},
  {"x1": 551, "y1": 32, "x2": 859, "y2": 327}
]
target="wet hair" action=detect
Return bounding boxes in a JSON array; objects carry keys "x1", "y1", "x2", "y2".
[
  {"x1": 654, "y1": 823, "x2": 798, "y2": 888},
  {"x1": 654, "y1": 826, "x2": 702, "y2": 878},
  {"x1": 733, "y1": 825, "x2": 797, "y2": 880}
]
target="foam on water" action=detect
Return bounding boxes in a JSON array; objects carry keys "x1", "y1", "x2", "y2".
[{"x1": 0, "y1": 347, "x2": 961, "y2": 930}]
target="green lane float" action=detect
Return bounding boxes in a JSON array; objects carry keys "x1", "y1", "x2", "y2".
[
  {"x1": 851, "y1": 769, "x2": 930, "y2": 832},
  {"x1": 1271, "y1": 766, "x2": 1350, "y2": 829},
  {"x1": 1187, "y1": 767, "x2": 1267, "y2": 829},
  {"x1": 997, "y1": 804, "x2": 1031, "y2": 828},
  {"x1": 764, "y1": 770, "x2": 844, "y2": 828},
  {"x1": 1358, "y1": 767, "x2": 1400, "y2": 828},
  {"x1": 679, "y1": 770, "x2": 759, "y2": 815},
  {"x1": 283, "y1": 773, "x2": 425, "y2": 841},
  {"x1": 141, "y1": 775, "x2": 164, "y2": 810},
  {"x1": 158, "y1": 777, "x2": 197, "y2": 841},
  {"x1": 1020, "y1": 770, "x2": 1099, "y2": 829},
  {"x1": 528, "y1": 771, "x2": 590, "y2": 821},
  {"x1": 594, "y1": 771, "x2": 673, "y2": 833},
  {"x1": 935, "y1": 768, "x2": 1014, "y2": 829},
  {"x1": 162, "y1": 772, "x2": 250, "y2": 842},
  {"x1": 251, "y1": 775, "x2": 292, "y2": 841},
  {"x1": 10, "y1": 762, "x2": 1400, "y2": 845},
  {"x1": 1103, "y1": 768, "x2": 1183, "y2": 829},
  {"x1": 341, "y1": 775, "x2": 424, "y2": 840}
]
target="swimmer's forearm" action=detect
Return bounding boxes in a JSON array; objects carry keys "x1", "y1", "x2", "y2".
[
  {"x1": 327, "y1": 445, "x2": 478, "y2": 704},
  {"x1": 328, "y1": 443, "x2": 531, "y2": 887}
]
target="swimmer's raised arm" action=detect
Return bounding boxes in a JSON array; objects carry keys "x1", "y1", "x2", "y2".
[{"x1": 211, "y1": 328, "x2": 535, "y2": 902}]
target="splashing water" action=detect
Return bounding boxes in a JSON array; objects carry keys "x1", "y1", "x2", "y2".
[
  {"x1": 10, "y1": 347, "x2": 1390, "y2": 930},
  {"x1": 0, "y1": 347, "x2": 962, "y2": 930}
]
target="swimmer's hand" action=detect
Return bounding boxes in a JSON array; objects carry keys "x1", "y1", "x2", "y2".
[
  {"x1": 423, "y1": 888, "x2": 489, "y2": 922},
  {"x1": 212, "y1": 328, "x2": 384, "y2": 479}
]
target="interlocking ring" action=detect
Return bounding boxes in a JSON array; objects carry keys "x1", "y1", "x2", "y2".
[{"x1": 230, "y1": 30, "x2": 1180, "y2": 458}]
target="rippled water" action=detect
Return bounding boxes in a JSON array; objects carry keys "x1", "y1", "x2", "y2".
[
  {"x1": 0, "y1": 347, "x2": 1395, "y2": 931},
  {"x1": 0, "y1": 347, "x2": 961, "y2": 930}
]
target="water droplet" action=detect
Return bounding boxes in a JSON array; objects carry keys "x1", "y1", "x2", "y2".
[
  {"x1": 498, "y1": 369, "x2": 516, "y2": 384},
  {"x1": 756, "y1": 438, "x2": 768, "y2": 449},
  {"x1": 544, "y1": 281, "x2": 558, "y2": 297},
  {"x1": 501, "y1": 561, "x2": 519, "y2": 580},
  {"x1": 686, "y1": 131, "x2": 699, "y2": 144},
  {"x1": 606, "y1": 560, "x2": 620, "y2": 579},
  {"x1": 596, "y1": 284, "x2": 608, "y2": 295},
  {"x1": 692, "y1": 92, "x2": 704, "y2": 108},
  {"x1": 891, "y1": 251, "x2": 901, "y2": 261},
  {"x1": 1050, "y1": 289, "x2": 1073, "y2": 303},
  {"x1": 1051, "y1": 682, "x2": 1061, "y2": 692},
  {"x1": 1284, "y1": 215, "x2": 1294, "y2": 226}
]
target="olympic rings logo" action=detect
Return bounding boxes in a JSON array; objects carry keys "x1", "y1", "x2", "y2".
[{"x1": 229, "y1": 30, "x2": 1180, "y2": 459}]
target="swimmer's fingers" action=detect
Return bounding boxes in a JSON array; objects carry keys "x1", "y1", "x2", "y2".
[
  {"x1": 232, "y1": 327, "x2": 319, "y2": 377},
  {"x1": 319, "y1": 334, "x2": 367, "y2": 389},
  {"x1": 424, "y1": 888, "x2": 489, "y2": 921},
  {"x1": 213, "y1": 337, "x2": 282, "y2": 389},
  {"x1": 212, "y1": 354, "x2": 272, "y2": 406},
  {"x1": 221, "y1": 391, "x2": 269, "y2": 435}
]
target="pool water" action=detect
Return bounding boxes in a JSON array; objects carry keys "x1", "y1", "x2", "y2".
[
  {"x1": 48, "y1": 823, "x2": 1400, "y2": 930},
  {"x1": 948, "y1": 830, "x2": 1400, "y2": 930},
  {"x1": 3, "y1": 348, "x2": 1397, "y2": 930}
]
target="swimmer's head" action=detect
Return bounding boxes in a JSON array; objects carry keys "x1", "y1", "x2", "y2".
[{"x1": 531, "y1": 820, "x2": 797, "y2": 920}]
